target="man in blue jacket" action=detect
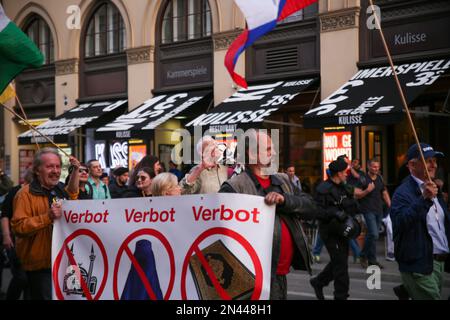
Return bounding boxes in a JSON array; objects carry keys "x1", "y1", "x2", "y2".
[{"x1": 390, "y1": 143, "x2": 450, "y2": 300}]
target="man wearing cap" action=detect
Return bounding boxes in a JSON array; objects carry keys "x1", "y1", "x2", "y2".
[
  {"x1": 109, "y1": 167, "x2": 129, "y2": 199},
  {"x1": 390, "y1": 143, "x2": 450, "y2": 300},
  {"x1": 310, "y1": 157, "x2": 360, "y2": 300}
]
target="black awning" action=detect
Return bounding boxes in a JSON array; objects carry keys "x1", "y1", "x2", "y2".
[
  {"x1": 185, "y1": 78, "x2": 317, "y2": 133},
  {"x1": 303, "y1": 58, "x2": 450, "y2": 128},
  {"x1": 95, "y1": 90, "x2": 212, "y2": 140},
  {"x1": 18, "y1": 100, "x2": 128, "y2": 145}
]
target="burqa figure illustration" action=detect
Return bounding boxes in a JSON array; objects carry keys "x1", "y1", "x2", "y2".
[{"x1": 121, "y1": 240, "x2": 163, "y2": 300}]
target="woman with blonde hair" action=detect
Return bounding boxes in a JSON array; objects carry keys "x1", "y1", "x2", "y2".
[{"x1": 151, "y1": 173, "x2": 181, "y2": 196}]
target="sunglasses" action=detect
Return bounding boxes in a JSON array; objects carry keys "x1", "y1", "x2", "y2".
[
  {"x1": 79, "y1": 168, "x2": 89, "y2": 173},
  {"x1": 137, "y1": 175, "x2": 148, "y2": 181}
]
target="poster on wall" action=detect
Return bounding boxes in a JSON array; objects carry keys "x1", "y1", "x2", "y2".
[
  {"x1": 129, "y1": 145, "x2": 146, "y2": 170},
  {"x1": 322, "y1": 130, "x2": 352, "y2": 180},
  {"x1": 94, "y1": 142, "x2": 107, "y2": 169},
  {"x1": 110, "y1": 141, "x2": 129, "y2": 169},
  {"x1": 19, "y1": 150, "x2": 35, "y2": 184}
]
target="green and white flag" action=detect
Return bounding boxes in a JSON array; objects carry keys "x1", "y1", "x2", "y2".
[{"x1": 0, "y1": 4, "x2": 43, "y2": 94}]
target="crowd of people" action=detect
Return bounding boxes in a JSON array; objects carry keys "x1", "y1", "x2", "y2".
[{"x1": 0, "y1": 131, "x2": 448, "y2": 300}]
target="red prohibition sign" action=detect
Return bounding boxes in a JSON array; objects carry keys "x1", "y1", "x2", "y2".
[
  {"x1": 113, "y1": 228, "x2": 175, "y2": 300},
  {"x1": 181, "y1": 227, "x2": 263, "y2": 300},
  {"x1": 53, "y1": 229, "x2": 108, "y2": 300}
]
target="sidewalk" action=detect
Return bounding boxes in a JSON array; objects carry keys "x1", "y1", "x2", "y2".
[{"x1": 311, "y1": 237, "x2": 450, "y2": 288}]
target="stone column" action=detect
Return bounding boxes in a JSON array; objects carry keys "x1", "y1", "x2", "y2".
[
  {"x1": 319, "y1": 0, "x2": 361, "y2": 98},
  {"x1": 126, "y1": 46, "x2": 155, "y2": 111},
  {"x1": 2, "y1": 91, "x2": 21, "y2": 182},
  {"x1": 212, "y1": 29, "x2": 245, "y2": 106},
  {"x1": 55, "y1": 58, "x2": 79, "y2": 116}
]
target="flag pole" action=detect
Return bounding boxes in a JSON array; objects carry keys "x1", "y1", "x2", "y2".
[
  {"x1": 11, "y1": 85, "x2": 41, "y2": 150},
  {"x1": 368, "y1": 0, "x2": 432, "y2": 182},
  {"x1": 0, "y1": 102, "x2": 71, "y2": 158}
]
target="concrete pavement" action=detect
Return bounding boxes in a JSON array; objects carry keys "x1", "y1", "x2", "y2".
[{"x1": 287, "y1": 238, "x2": 450, "y2": 300}]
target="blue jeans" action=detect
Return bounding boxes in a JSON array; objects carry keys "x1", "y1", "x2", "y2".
[
  {"x1": 313, "y1": 234, "x2": 324, "y2": 256},
  {"x1": 361, "y1": 212, "x2": 382, "y2": 263},
  {"x1": 349, "y1": 239, "x2": 361, "y2": 258},
  {"x1": 313, "y1": 233, "x2": 361, "y2": 258}
]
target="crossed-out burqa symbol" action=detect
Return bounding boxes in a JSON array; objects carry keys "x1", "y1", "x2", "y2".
[{"x1": 113, "y1": 229, "x2": 175, "y2": 300}]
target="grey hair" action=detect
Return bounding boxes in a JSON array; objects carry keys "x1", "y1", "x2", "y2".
[
  {"x1": 367, "y1": 157, "x2": 380, "y2": 167},
  {"x1": 151, "y1": 172, "x2": 178, "y2": 196},
  {"x1": 32, "y1": 147, "x2": 62, "y2": 178},
  {"x1": 196, "y1": 135, "x2": 216, "y2": 156},
  {"x1": 22, "y1": 168, "x2": 34, "y2": 184}
]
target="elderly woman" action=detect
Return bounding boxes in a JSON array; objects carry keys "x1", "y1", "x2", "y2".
[
  {"x1": 123, "y1": 167, "x2": 155, "y2": 198},
  {"x1": 151, "y1": 173, "x2": 181, "y2": 196}
]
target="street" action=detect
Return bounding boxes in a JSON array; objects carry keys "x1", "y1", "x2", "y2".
[
  {"x1": 2, "y1": 239, "x2": 449, "y2": 300},
  {"x1": 287, "y1": 239, "x2": 450, "y2": 300}
]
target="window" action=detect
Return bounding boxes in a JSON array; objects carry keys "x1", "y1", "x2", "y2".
[
  {"x1": 277, "y1": 2, "x2": 318, "y2": 25},
  {"x1": 25, "y1": 17, "x2": 54, "y2": 64},
  {"x1": 162, "y1": 0, "x2": 212, "y2": 44},
  {"x1": 278, "y1": 9, "x2": 304, "y2": 24},
  {"x1": 84, "y1": 3, "x2": 126, "y2": 57}
]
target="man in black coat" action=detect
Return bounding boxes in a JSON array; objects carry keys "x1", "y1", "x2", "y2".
[
  {"x1": 310, "y1": 157, "x2": 360, "y2": 300},
  {"x1": 109, "y1": 167, "x2": 129, "y2": 199},
  {"x1": 219, "y1": 130, "x2": 317, "y2": 300}
]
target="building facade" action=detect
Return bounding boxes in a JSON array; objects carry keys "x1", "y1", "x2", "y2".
[{"x1": 1, "y1": 0, "x2": 449, "y2": 194}]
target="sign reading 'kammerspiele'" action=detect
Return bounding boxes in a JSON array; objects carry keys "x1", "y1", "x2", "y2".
[{"x1": 303, "y1": 59, "x2": 450, "y2": 128}]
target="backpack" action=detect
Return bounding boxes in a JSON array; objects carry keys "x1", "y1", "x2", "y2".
[{"x1": 85, "y1": 182, "x2": 109, "y2": 199}]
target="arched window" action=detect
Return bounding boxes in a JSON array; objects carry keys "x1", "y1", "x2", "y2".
[
  {"x1": 161, "y1": 0, "x2": 212, "y2": 44},
  {"x1": 24, "y1": 16, "x2": 54, "y2": 64},
  {"x1": 84, "y1": 3, "x2": 126, "y2": 57}
]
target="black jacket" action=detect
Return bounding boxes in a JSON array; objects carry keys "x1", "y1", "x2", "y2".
[
  {"x1": 122, "y1": 186, "x2": 150, "y2": 198},
  {"x1": 314, "y1": 179, "x2": 358, "y2": 222},
  {"x1": 314, "y1": 179, "x2": 360, "y2": 240},
  {"x1": 1, "y1": 185, "x2": 21, "y2": 219},
  {"x1": 109, "y1": 181, "x2": 128, "y2": 199},
  {"x1": 219, "y1": 168, "x2": 317, "y2": 278}
]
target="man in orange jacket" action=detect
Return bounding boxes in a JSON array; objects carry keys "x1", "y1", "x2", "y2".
[{"x1": 11, "y1": 148, "x2": 78, "y2": 300}]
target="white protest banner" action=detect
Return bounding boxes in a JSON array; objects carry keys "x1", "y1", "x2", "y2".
[{"x1": 51, "y1": 193, "x2": 275, "y2": 300}]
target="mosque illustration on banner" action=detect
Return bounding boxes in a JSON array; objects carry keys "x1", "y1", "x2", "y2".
[{"x1": 63, "y1": 244, "x2": 98, "y2": 297}]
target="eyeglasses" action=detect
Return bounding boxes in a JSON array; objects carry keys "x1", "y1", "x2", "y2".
[
  {"x1": 79, "y1": 168, "x2": 89, "y2": 173},
  {"x1": 137, "y1": 176, "x2": 147, "y2": 181}
]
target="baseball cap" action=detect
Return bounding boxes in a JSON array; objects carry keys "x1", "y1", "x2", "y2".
[
  {"x1": 113, "y1": 167, "x2": 128, "y2": 176},
  {"x1": 406, "y1": 143, "x2": 444, "y2": 161},
  {"x1": 329, "y1": 157, "x2": 348, "y2": 174}
]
